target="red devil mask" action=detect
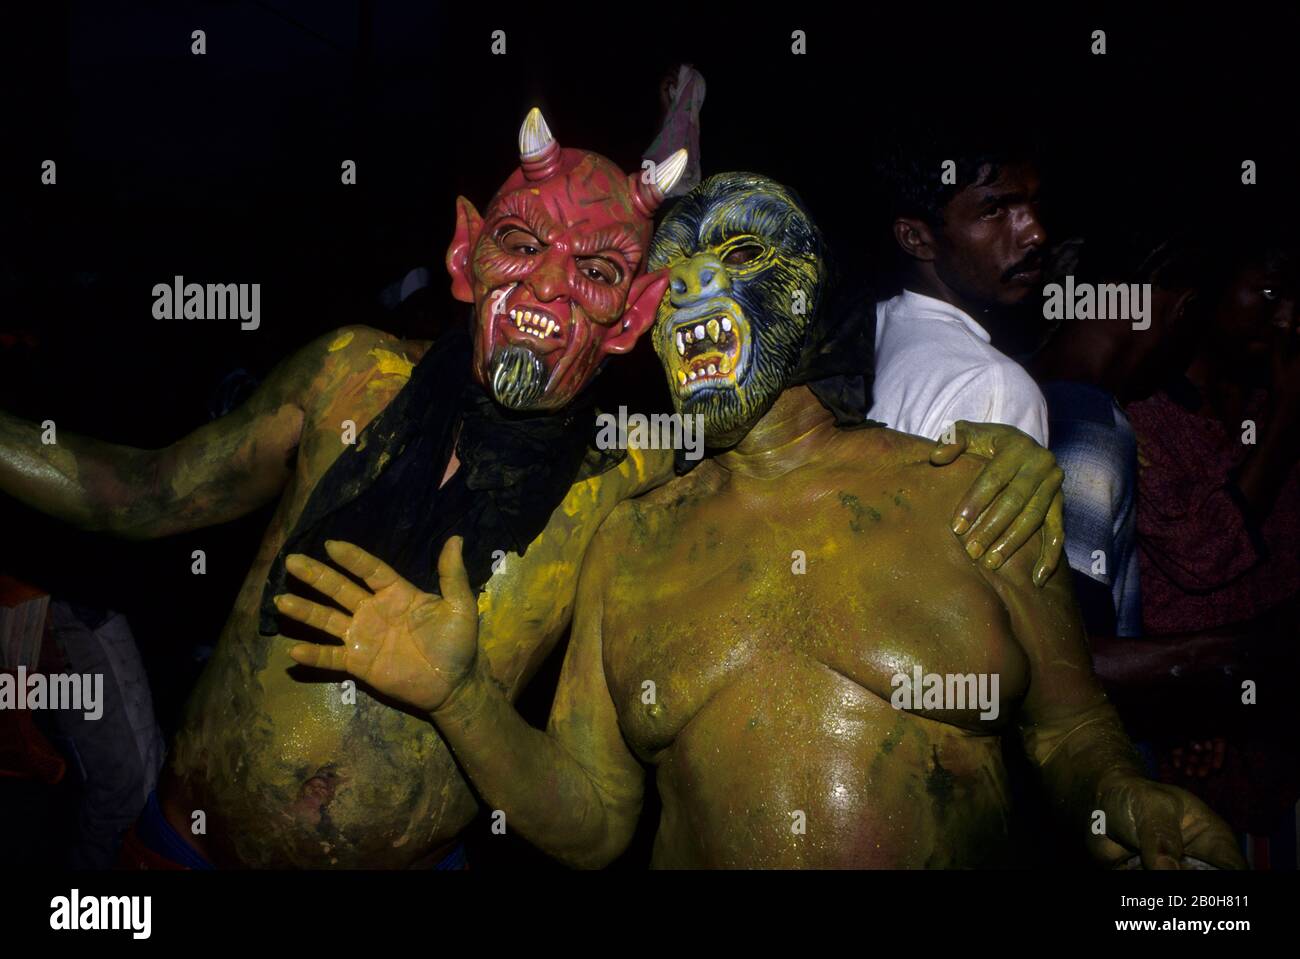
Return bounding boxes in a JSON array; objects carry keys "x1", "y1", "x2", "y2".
[{"x1": 446, "y1": 108, "x2": 687, "y2": 410}]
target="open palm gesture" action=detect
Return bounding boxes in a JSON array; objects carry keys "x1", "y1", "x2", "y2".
[{"x1": 273, "y1": 537, "x2": 479, "y2": 712}]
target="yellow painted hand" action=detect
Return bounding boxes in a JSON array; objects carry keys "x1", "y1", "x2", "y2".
[
  {"x1": 929, "y1": 420, "x2": 1066, "y2": 586},
  {"x1": 274, "y1": 537, "x2": 479, "y2": 713},
  {"x1": 1092, "y1": 774, "x2": 1246, "y2": 870}
]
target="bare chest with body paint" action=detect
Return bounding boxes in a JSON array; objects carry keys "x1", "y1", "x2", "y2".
[
  {"x1": 163, "y1": 332, "x2": 474, "y2": 868},
  {"x1": 163, "y1": 329, "x2": 664, "y2": 867},
  {"x1": 595, "y1": 434, "x2": 1032, "y2": 867}
]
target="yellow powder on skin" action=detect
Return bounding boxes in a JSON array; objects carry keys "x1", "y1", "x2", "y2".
[{"x1": 368, "y1": 348, "x2": 414, "y2": 379}]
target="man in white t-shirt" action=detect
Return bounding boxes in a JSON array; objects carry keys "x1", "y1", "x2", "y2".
[
  {"x1": 872, "y1": 289, "x2": 1049, "y2": 444},
  {"x1": 869, "y1": 134, "x2": 1050, "y2": 446}
]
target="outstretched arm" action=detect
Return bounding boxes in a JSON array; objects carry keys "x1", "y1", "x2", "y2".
[
  {"x1": 982, "y1": 533, "x2": 1244, "y2": 870},
  {"x1": 0, "y1": 327, "x2": 356, "y2": 538},
  {"x1": 278, "y1": 536, "x2": 644, "y2": 869}
]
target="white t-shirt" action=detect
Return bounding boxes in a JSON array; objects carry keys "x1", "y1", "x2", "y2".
[{"x1": 868, "y1": 290, "x2": 1049, "y2": 445}]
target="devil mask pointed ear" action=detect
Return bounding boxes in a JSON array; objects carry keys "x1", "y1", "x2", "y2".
[
  {"x1": 446, "y1": 196, "x2": 484, "y2": 303},
  {"x1": 601, "y1": 269, "x2": 671, "y2": 355},
  {"x1": 629, "y1": 148, "x2": 689, "y2": 218}
]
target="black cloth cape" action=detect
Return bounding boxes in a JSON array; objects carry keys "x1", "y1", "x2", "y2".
[{"x1": 258, "y1": 324, "x2": 600, "y2": 634}]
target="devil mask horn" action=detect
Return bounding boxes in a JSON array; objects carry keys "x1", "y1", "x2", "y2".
[
  {"x1": 630, "y1": 148, "x2": 689, "y2": 217},
  {"x1": 519, "y1": 107, "x2": 562, "y2": 182}
]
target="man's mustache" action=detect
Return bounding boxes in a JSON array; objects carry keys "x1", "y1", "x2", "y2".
[{"x1": 1002, "y1": 252, "x2": 1044, "y2": 282}]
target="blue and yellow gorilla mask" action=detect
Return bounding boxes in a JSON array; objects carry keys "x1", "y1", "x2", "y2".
[{"x1": 649, "y1": 172, "x2": 839, "y2": 449}]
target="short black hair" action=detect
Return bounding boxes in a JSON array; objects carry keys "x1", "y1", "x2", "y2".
[{"x1": 873, "y1": 118, "x2": 1040, "y2": 229}]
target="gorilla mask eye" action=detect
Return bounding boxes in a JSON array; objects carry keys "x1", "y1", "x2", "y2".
[{"x1": 724, "y1": 243, "x2": 763, "y2": 266}]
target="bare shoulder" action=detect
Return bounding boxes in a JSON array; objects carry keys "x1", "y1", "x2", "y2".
[
  {"x1": 836, "y1": 425, "x2": 1044, "y2": 590},
  {"x1": 282, "y1": 325, "x2": 419, "y2": 402},
  {"x1": 626, "y1": 459, "x2": 723, "y2": 511},
  {"x1": 313, "y1": 325, "x2": 417, "y2": 372},
  {"x1": 594, "y1": 463, "x2": 720, "y2": 550},
  {"x1": 835, "y1": 425, "x2": 986, "y2": 495}
]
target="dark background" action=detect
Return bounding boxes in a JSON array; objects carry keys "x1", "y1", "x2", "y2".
[{"x1": 2, "y1": 1, "x2": 1298, "y2": 867}]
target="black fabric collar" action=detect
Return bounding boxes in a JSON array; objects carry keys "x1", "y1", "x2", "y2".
[
  {"x1": 259, "y1": 325, "x2": 598, "y2": 634},
  {"x1": 450, "y1": 364, "x2": 600, "y2": 586}
]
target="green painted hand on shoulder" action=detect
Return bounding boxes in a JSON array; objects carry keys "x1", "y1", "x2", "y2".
[{"x1": 929, "y1": 420, "x2": 1066, "y2": 587}]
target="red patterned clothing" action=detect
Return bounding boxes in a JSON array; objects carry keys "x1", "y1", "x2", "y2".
[{"x1": 1127, "y1": 378, "x2": 1300, "y2": 634}]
